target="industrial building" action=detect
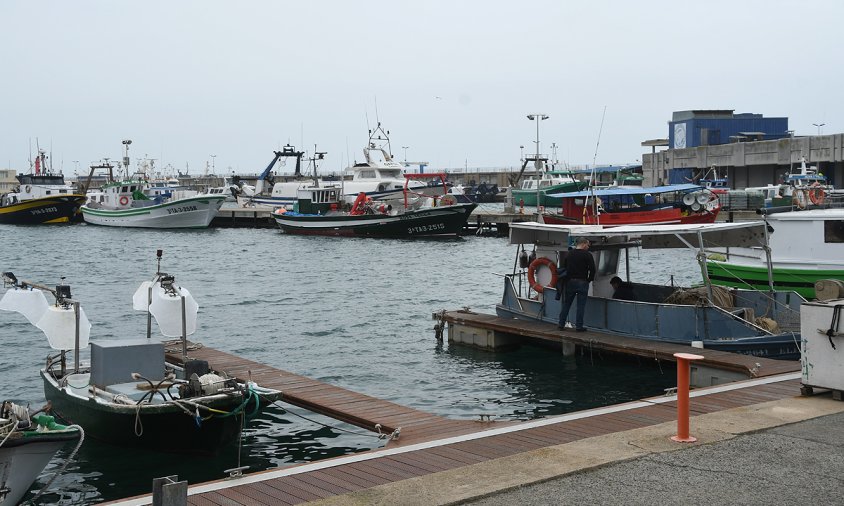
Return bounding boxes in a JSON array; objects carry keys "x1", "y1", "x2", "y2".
[{"x1": 642, "y1": 110, "x2": 843, "y2": 189}]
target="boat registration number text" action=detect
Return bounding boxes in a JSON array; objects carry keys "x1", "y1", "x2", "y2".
[
  {"x1": 408, "y1": 223, "x2": 445, "y2": 234},
  {"x1": 167, "y1": 205, "x2": 198, "y2": 215},
  {"x1": 31, "y1": 207, "x2": 58, "y2": 215}
]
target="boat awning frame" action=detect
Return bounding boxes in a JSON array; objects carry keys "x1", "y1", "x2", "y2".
[
  {"x1": 546, "y1": 183, "x2": 702, "y2": 199},
  {"x1": 508, "y1": 221, "x2": 769, "y2": 250}
]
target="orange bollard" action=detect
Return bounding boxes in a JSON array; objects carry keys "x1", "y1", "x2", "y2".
[{"x1": 671, "y1": 352, "x2": 704, "y2": 443}]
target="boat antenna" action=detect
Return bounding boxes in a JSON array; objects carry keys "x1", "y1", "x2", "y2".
[
  {"x1": 592, "y1": 105, "x2": 606, "y2": 167},
  {"x1": 374, "y1": 95, "x2": 380, "y2": 126}
]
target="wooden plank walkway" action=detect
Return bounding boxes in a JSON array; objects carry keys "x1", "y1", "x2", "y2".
[
  {"x1": 166, "y1": 344, "x2": 492, "y2": 446},
  {"x1": 439, "y1": 310, "x2": 800, "y2": 378},
  {"x1": 165, "y1": 375, "x2": 804, "y2": 505}
]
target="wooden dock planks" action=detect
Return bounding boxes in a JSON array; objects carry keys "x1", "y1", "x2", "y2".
[
  {"x1": 438, "y1": 310, "x2": 800, "y2": 378},
  {"x1": 166, "y1": 343, "x2": 488, "y2": 446},
  {"x1": 173, "y1": 378, "x2": 803, "y2": 506}
]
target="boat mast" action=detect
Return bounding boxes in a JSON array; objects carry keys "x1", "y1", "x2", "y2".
[{"x1": 527, "y1": 114, "x2": 548, "y2": 210}]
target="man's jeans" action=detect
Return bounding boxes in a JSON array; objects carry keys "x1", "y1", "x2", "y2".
[{"x1": 559, "y1": 278, "x2": 589, "y2": 329}]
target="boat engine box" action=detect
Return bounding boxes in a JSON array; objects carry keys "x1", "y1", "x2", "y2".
[
  {"x1": 800, "y1": 299, "x2": 844, "y2": 392},
  {"x1": 90, "y1": 339, "x2": 165, "y2": 388}
]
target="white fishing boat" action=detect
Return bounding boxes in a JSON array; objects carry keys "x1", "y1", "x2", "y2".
[
  {"x1": 340, "y1": 122, "x2": 436, "y2": 205},
  {"x1": 80, "y1": 177, "x2": 225, "y2": 228},
  {"x1": 0, "y1": 401, "x2": 82, "y2": 505}
]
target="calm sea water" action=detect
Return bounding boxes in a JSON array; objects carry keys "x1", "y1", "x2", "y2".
[{"x1": 0, "y1": 208, "x2": 703, "y2": 504}]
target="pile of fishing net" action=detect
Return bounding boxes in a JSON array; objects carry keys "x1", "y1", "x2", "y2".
[{"x1": 663, "y1": 285, "x2": 734, "y2": 309}]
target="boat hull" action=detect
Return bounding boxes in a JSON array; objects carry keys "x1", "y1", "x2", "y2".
[
  {"x1": 0, "y1": 194, "x2": 86, "y2": 224},
  {"x1": 274, "y1": 202, "x2": 477, "y2": 237},
  {"x1": 81, "y1": 195, "x2": 226, "y2": 228},
  {"x1": 542, "y1": 207, "x2": 719, "y2": 226},
  {"x1": 41, "y1": 371, "x2": 246, "y2": 454},
  {"x1": 707, "y1": 260, "x2": 844, "y2": 299},
  {"x1": 496, "y1": 277, "x2": 801, "y2": 360},
  {"x1": 0, "y1": 434, "x2": 77, "y2": 505}
]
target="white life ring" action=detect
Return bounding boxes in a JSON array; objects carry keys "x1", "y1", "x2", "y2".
[
  {"x1": 24, "y1": 185, "x2": 31, "y2": 192},
  {"x1": 119, "y1": 195, "x2": 130, "y2": 206}
]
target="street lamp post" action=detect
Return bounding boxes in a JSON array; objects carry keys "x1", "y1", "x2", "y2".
[
  {"x1": 401, "y1": 146, "x2": 409, "y2": 166},
  {"x1": 812, "y1": 123, "x2": 826, "y2": 135},
  {"x1": 210, "y1": 154, "x2": 216, "y2": 175},
  {"x1": 527, "y1": 114, "x2": 549, "y2": 210}
]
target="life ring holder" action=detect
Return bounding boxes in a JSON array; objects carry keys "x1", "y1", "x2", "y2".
[
  {"x1": 119, "y1": 195, "x2": 130, "y2": 206},
  {"x1": 527, "y1": 257, "x2": 558, "y2": 293},
  {"x1": 808, "y1": 183, "x2": 826, "y2": 206}
]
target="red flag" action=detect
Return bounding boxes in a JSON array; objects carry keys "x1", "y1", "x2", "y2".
[{"x1": 34, "y1": 156, "x2": 41, "y2": 175}]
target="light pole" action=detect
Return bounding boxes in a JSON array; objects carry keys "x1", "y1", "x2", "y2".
[
  {"x1": 210, "y1": 154, "x2": 216, "y2": 174},
  {"x1": 527, "y1": 113, "x2": 549, "y2": 209},
  {"x1": 812, "y1": 123, "x2": 825, "y2": 135},
  {"x1": 401, "y1": 146, "x2": 409, "y2": 166}
]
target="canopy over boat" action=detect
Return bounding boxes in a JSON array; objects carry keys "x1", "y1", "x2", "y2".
[
  {"x1": 507, "y1": 221, "x2": 768, "y2": 250},
  {"x1": 546, "y1": 183, "x2": 702, "y2": 199}
]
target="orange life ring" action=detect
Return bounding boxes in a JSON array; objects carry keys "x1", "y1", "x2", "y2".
[
  {"x1": 808, "y1": 185, "x2": 825, "y2": 205},
  {"x1": 527, "y1": 257, "x2": 558, "y2": 293},
  {"x1": 119, "y1": 195, "x2": 129, "y2": 206}
]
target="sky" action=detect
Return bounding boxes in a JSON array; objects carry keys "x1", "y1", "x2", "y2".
[{"x1": 1, "y1": 0, "x2": 841, "y2": 177}]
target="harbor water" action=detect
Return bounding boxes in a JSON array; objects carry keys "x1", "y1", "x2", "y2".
[{"x1": 0, "y1": 214, "x2": 703, "y2": 503}]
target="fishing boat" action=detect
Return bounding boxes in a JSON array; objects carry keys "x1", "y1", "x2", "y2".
[
  {"x1": 510, "y1": 169, "x2": 585, "y2": 207},
  {"x1": 570, "y1": 164, "x2": 644, "y2": 189},
  {"x1": 0, "y1": 401, "x2": 82, "y2": 505},
  {"x1": 272, "y1": 173, "x2": 477, "y2": 238},
  {"x1": 80, "y1": 177, "x2": 225, "y2": 228},
  {"x1": 541, "y1": 184, "x2": 721, "y2": 226},
  {"x1": 706, "y1": 205, "x2": 844, "y2": 299},
  {"x1": 236, "y1": 144, "x2": 330, "y2": 209},
  {"x1": 0, "y1": 149, "x2": 86, "y2": 225},
  {"x1": 339, "y1": 122, "x2": 440, "y2": 205},
  {"x1": 0, "y1": 253, "x2": 283, "y2": 454},
  {"x1": 496, "y1": 221, "x2": 803, "y2": 359}
]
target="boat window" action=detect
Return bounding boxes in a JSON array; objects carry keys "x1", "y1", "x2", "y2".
[
  {"x1": 824, "y1": 221, "x2": 844, "y2": 243},
  {"x1": 381, "y1": 169, "x2": 402, "y2": 178},
  {"x1": 122, "y1": 186, "x2": 128, "y2": 193},
  {"x1": 596, "y1": 249, "x2": 619, "y2": 276},
  {"x1": 359, "y1": 170, "x2": 376, "y2": 179}
]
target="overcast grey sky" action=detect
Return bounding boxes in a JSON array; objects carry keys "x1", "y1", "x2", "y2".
[{"x1": 1, "y1": 0, "x2": 840, "y2": 176}]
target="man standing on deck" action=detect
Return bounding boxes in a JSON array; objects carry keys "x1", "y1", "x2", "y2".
[{"x1": 558, "y1": 237, "x2": 596, "y2": 332}]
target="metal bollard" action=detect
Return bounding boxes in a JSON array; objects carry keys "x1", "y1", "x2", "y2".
[{"x1": 671, "y1": 352, "x2": 704, "y2": 443}]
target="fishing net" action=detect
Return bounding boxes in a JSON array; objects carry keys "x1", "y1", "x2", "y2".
[{"x1": 663, "y1": 285, "x2": 734, "y2": 309}]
